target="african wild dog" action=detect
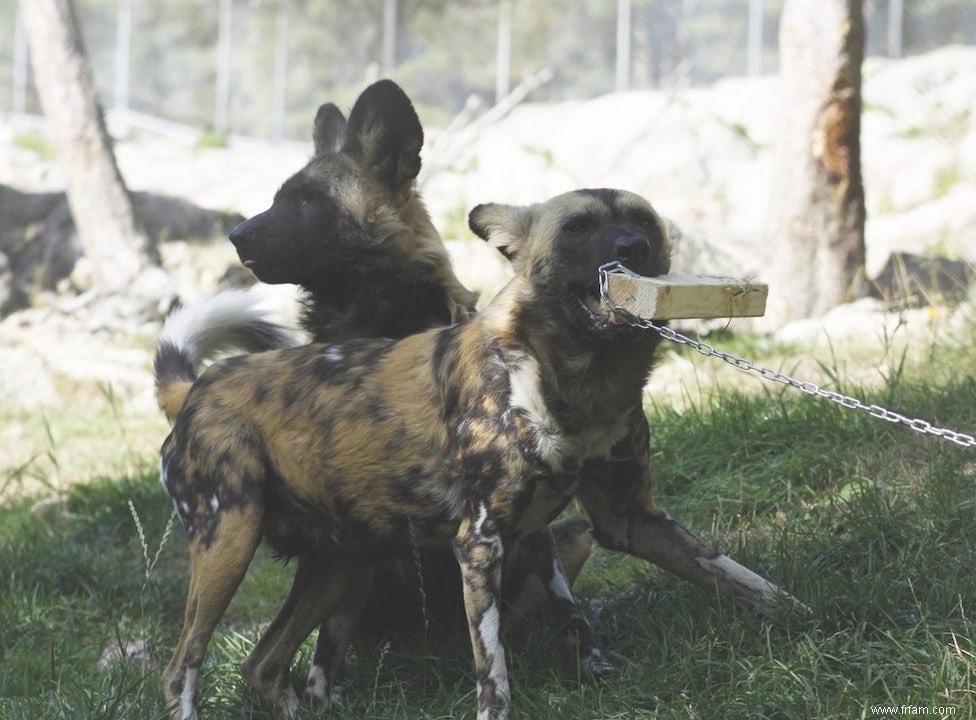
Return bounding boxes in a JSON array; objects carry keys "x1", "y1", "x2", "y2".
[
  {"x1": 225, "y1": 80, "x2": 596, "y2": 637},
  {"x1": 157, "y1": 188, "x2": 801, "y2": 720},
  {"x1": 157, "y1": 80, "x2": 595, "y2": 713}
]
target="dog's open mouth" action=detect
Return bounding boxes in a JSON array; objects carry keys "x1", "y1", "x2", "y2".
[{"x1": 575, "y1": 284, "x2": 624, "y2": 332}]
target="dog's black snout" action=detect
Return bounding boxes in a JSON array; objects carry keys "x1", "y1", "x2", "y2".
[
  {"x1": 229, "y1": 223, "x2": 250, "y2": 248},
  {"x1": 614, "y1": 235, "x2": 651, "y2": 264}
]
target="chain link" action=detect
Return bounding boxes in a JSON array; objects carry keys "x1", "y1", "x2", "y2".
[{"x1": 598, "y1": 262, "x2": 976, "y2": 449}]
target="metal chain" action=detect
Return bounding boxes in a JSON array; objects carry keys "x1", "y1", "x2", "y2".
[{"x1": 598, "y1": 262, "x2": 976, "y2": 449}]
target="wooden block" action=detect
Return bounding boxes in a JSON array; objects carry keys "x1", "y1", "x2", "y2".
[{"x1": 603, "y1": 273, "x2": 768, "y2": 320}]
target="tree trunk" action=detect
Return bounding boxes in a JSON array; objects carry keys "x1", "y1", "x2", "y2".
[
  {"x1": 768, "y1": 0, "x2": 866, "y2": 322},
  {"x1": 17, "y1": 0, "x2": 156, "y2": 296}
]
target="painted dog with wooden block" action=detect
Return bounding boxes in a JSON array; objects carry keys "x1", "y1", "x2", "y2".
[
  {"x1": 157, "y1": 188, "x2": 801, "y2": 720},
  {"x1": 157, "y1": 80, "x2": 596, "y2": 716},
  {"x1": 220, "y1": 79, "x2": 594, "y2": 653}
]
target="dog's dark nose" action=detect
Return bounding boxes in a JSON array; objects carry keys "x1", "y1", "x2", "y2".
[
  {"x1": 614, "y1": 235, "x2": 651, "y2": 264},
  {"x1": 229, "y1": 223, "x2": 249, "y2": 248}
]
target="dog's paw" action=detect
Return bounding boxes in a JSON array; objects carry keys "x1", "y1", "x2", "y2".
[
  {"x1": 305, "y1": 665, "x2": 331, "y2": 710},
  {"x1": 306, "y1": 664, "x2": 345, "y2": 710},
  {"x1": 582, "y1": 650, "x2": 613, "y2": 680}
]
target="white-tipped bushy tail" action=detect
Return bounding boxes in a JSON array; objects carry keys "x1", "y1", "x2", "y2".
[{"x1": 154, "y1": 290, "x2": 297, "y2": 420}]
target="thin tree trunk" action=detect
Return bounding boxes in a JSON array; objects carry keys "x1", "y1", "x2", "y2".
[
  {"x1": 271, "y1": 0, "x2": 289, "y2": 140},
  {"x1": 616, "y1": 0, "x2": 632, "y2": 92},
  {"x1": 16, "y1": 0, "x2": 155, "y2": 296},
  {"x1": 495, "y1": 0, "x2": 512, "y2": 102},
  {"x1": 382, "y1": 0, "x2": 397, "y2": 77},
  {"x1": 215, "y1": 0, "x2": 233, "y2": 135},
  {"x1": 768, "y1": 0, "x2": 866, "y2": 321}
]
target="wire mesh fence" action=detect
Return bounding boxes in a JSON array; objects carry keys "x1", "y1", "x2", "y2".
[{"x1": 0, "y1": 0, "x2": 973, "y2": 139}]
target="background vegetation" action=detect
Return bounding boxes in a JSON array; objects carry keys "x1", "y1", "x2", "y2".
[{"x1": 1, "y1": 0, "x2": 975, "y2": 135}]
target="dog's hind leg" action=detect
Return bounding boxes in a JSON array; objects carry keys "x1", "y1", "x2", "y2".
[
  {"x1": 162, "y1": 510, "x2": 262, "y2": 720},
  {"x1": 504, "y1": 525, "x2": 609, "y2": 678},
  {"x1": 305, "y1": 567, "x2": 375, "y2": 707},
  {"x1": 503, "y1": 520, "x2": 593, "y2": 625},
  {"x1": 241, "y1": 557, "x2": 362, "y2": 713}
]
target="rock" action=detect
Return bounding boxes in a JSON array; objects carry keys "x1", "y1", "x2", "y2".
[
  {"x1": 0, "y1": 182, "x2": 243, "y2": 316},
  {"x1": 869, "y1": 252, "x2": 974, "y2": 307},
  {"x1": 0, "y1": 251, "x2": 11, "y2": 309},
  {"x1": 0, "y1": 344, "x2": 58, "y2": 409},
  {"x1": 97, "y1": 639, "x2": 157, "y2": 672}
]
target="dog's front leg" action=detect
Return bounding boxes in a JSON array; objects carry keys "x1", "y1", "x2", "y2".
[
  {"x1": 580, "y1": 473, "x2": 807, "y2": 616},
  {"x1": 455, "y1": 505, "x2": 510, "y2": 720},
  {"x1": 578, "y1": 411, "x2": 807, "y2": 616}
]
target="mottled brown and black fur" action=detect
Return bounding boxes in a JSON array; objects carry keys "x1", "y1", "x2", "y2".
[
  {"x1": 158, "y1": 189, "x2": 800, "y2": 720},
  {"x1": 220, "y1": 81, "x2": 593, "y2": 644},
  {"x1": 158, "y1": 82, "x2": 597, "y2": 717}
]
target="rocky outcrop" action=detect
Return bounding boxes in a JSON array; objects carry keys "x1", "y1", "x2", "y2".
[{"x1": 0, "y1": 183, "x2": 243, "y2": 315}]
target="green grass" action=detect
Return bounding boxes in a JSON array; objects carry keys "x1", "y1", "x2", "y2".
[
  {"x1": 2, "y1": 331, "x2": 976, "y2": 719},
  {"x1": 13, "y1": 133, "x2": 57, "y2": 160}
]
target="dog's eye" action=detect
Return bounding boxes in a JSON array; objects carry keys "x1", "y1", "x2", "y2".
[
  {"x1": 634, "y1": 213, "x2": 657, "y2": 229},
  {"x1": 565, "y1": 217, "x2": 595, "y2": 234}
]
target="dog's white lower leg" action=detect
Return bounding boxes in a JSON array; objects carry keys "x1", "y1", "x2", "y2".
[
  {"x1": 581, "y1": 483, "x2": 807, "y2": 617},
  {"x1": 628, "y1": 508, "x2": 809, "y2": 616},
  {"x1": 695, "y1": 553, "x2": 783, "y2": 606},
  {"x1": 476, "y1": 602, "x2": 509, "y2": 717},
  {"x1": 456, "y1": 508, "x2": 511, "y2": 720},
  {"x1": 179, "y1": 667, "x2": 199, "y2": 720}
]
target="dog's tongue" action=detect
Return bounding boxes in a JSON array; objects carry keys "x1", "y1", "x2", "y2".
[
  {"x1": 586, "y1": 294, "x2": 604, "y2": 315},
  {"x1": 588, "y1": 293, "x2": 620, "y2": 323}
]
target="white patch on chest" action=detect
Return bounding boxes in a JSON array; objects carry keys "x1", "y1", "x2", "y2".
[
  {"x1": 508, "y1": 355, "x2": 564, "y2": 464},
  {"x1": 507, "y1": 354, "x2": 630, "y2": 470}
]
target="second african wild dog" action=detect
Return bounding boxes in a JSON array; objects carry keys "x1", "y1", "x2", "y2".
[
  {"x1": 157, "y1": 188, "x2": 802, "y2": 720},
  {"x1": 228, "y1": 79, "x2": 478, "y2": 343},
  {"x1": 157, "y1": 80, "x2": 594, "y2": 714}
]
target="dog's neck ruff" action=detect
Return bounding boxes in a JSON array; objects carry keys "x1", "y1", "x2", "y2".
[{"x1": 476, "y1": 278, "x2": 654, "y2": 472}]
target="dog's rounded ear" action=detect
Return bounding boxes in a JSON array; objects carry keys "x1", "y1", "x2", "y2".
[
  {"x1": 313, "y1": 103, "x2": 347, "y2": 156},
  {"x1": 468, "y1": 203, "x2": 533, "y2": 261},
  {"x1": 343, "y1": 80, "x2": 424, "y2": 191}
]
